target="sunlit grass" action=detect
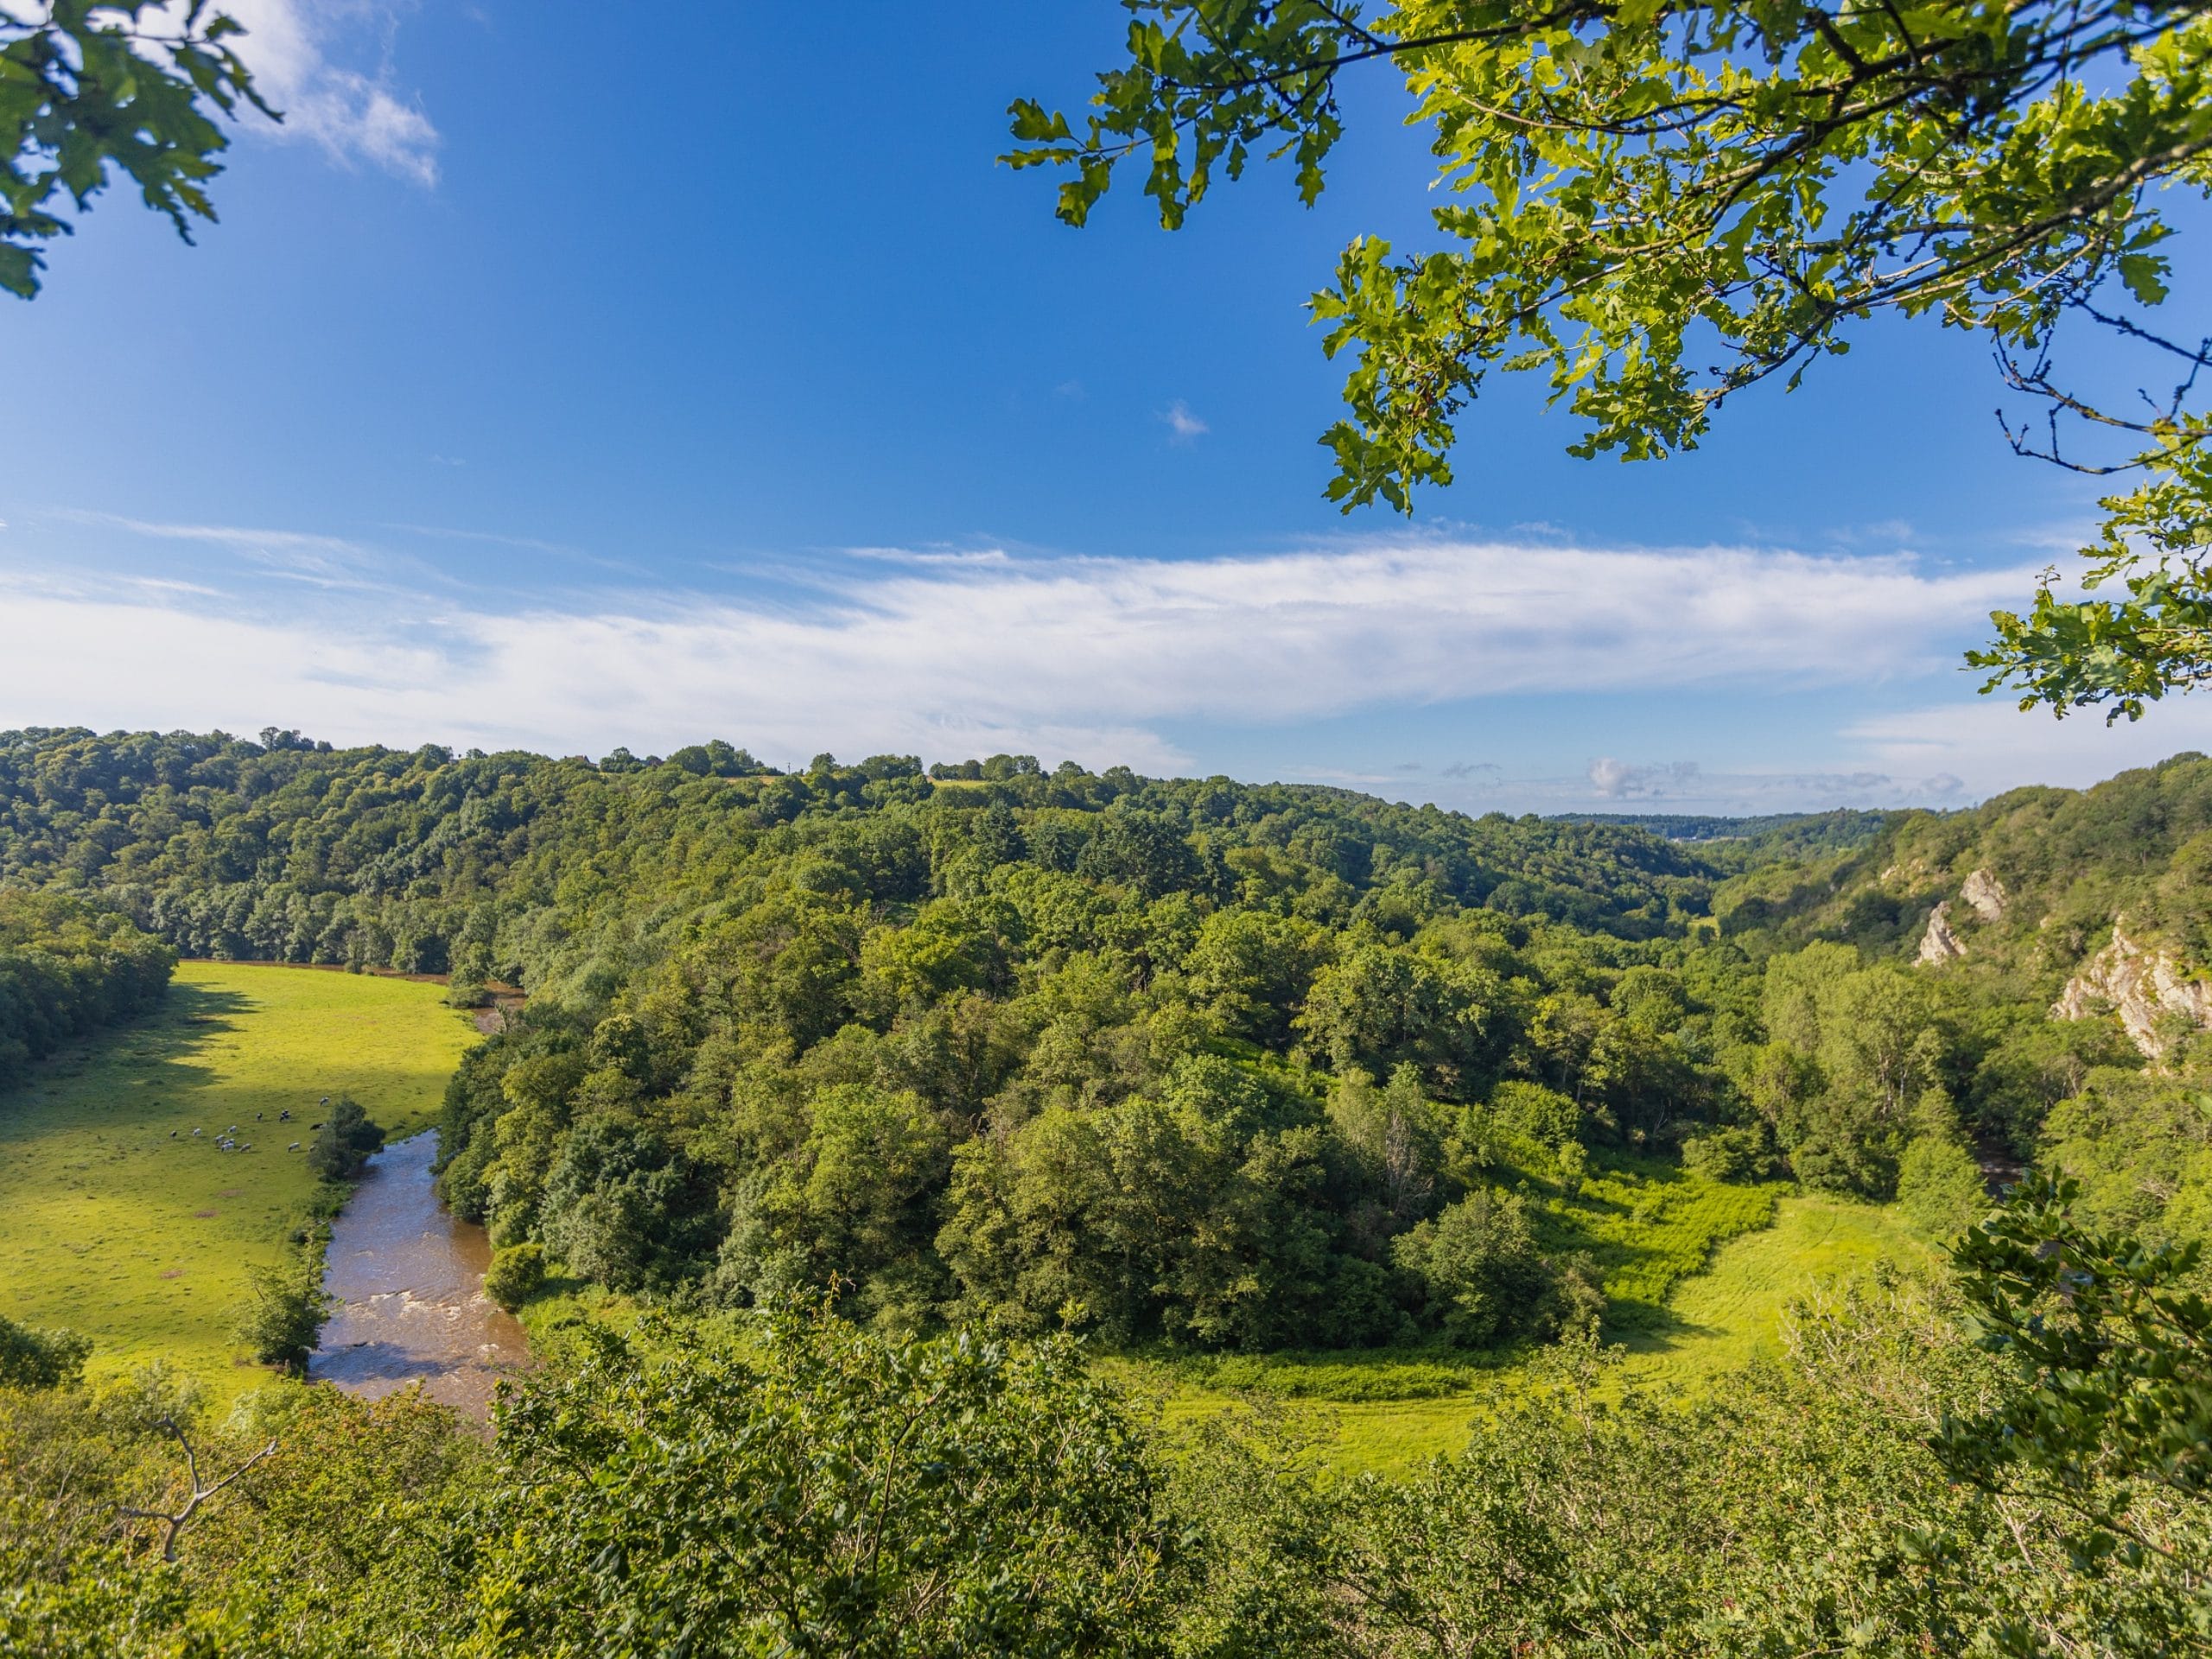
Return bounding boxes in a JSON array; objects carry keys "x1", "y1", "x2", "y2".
[
  {"x1": 1131, "y1": 1189, "x2": 1931, "y2": 1477},
  {"x1": 0, "y1": 963, "x2": 480, "y2": 1400}
]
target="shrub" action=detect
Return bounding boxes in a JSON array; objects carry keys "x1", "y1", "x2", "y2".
[
  {"x1": 307, "y1": 1096, "x2": 385, "y2": 1184},
  {"x1": 445, "y1": 975, "x2": 492, "y2": 1009},
  {"x1": 1681, "y1": 1124, "x2": 1778, "y2": 1183},
  {"x1": 483, "y1": 1243, "x2": 546, "y2": 1312},
  {"x1": 474, "y1": 1309, "x2": 1179, "y2": 1656},
  {"x1": 236, "y1": 1256, "x2": 334, "y2": 1372},
  {"x1": 0, "y1": 1314, "x2": 91, "y2": 1389},
  {"x1": 1392, "y1": 1186, "x2": 1554, "y2": 1347},
  {"x1": 1491, "y1": 1081, "x2": 1582, "y2": 1148},
  {"x1": 1897, "y1": 1134, "x2": 1988, "y2": 1242}
]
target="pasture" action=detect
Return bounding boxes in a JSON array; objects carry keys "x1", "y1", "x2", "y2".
[
  {"x1": 1147, "y1": 1192, "x2": 1931, "y2": 1478},
  {"x1": 0, "y1": 963, "x2": 480, "y2": 1397}
]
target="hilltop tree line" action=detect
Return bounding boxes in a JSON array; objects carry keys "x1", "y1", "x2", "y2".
[{"x1": 0, "y1": 727, "x2": 1717, "y2": 986}]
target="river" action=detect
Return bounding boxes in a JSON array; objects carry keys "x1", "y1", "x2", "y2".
[{"x1": 308, "y1": 1130, "x2": 531, "y2": 1416}]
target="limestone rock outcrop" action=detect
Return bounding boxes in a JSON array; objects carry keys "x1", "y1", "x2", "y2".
[
  {"x1": 1917, "y1": 902, "x2": 1966, "y2": 964},
  {"x1": 1961, "y1": 868, "x2": 2008, "y2": 924},
  {"x1": 2052, "y1": 925, "x2": 2212, "y2": 1058}
]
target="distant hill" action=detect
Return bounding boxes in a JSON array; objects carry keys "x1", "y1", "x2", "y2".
[
  {"x1": 0, "y1": 727, "x2": 1775, "y2": 984},
  {"x1": 1713, "y1": 753, "x2": 2212, "y2": 1052},
  {"x1": 1548, "y1": 809, "x2": 1897, "y2": 868}
]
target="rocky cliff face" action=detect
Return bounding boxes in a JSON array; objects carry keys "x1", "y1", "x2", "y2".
[
  {"x1": 2053, "y1": 925, "x2": 2212, "y2": 1059},
  {"x1": 1961, "y1": 868, "x2": 2007, "y2": 924},
  {"x1": 1915, "y1": 868, "x2": 2005, "y2": 966},
  {"x1": 1917, "y1": 902, "x2": 1965, "y2": 964}
]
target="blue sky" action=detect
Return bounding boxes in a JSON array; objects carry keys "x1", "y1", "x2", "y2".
[{"x1": 3, "y1": 0, "x2": 2207, "y2": 814}]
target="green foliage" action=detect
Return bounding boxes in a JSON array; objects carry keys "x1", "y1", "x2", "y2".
[
  {"x1": 1943, "y1": 1173, "x2": 2212, "y2": 1520},
  {"x1": 0, "y1": 1373, "x2": 480, "y2": 1656},
  {"x1": 2040, "y1": 1071, "x2": 2212, "y2": 1246},
  {"x1": 233, "y1": 1254, "x2": 333, "y2": 1373},
  {"x1": 1975, "y1": 442, "x2": 2212, "y2": 721},
  {"x1": 7, "y1": 1244, "x2": 2209, "y2": 1655},
  {"x1": 305, "y1": 1094, "x2": 385, "y2": 1184},
  {"x1": 1, "y1": 2, "x2": 272, "y2": 298},
  {"x1": 1174, "y1": 1274, "x2": 2210, "y2": 1656},
  {"x1": 539, "y1": 1117, "x2": 717, "y2": 1294},
  {"x1": 1391, "y1": 1185, "x2": 1581, "y2": 1346},
  {"x1": 1015, "y1": 5, "x2": 2212, "y2": 708},
  {"x1": 1680, "y1": 1124, "x2": 1777, "y2": 1183},
  {"x1": 470, "y1": 1309, "x2": 1178, "y2": 1658},
  {"x1": 1895, "y1": 1134, "x2": 1989, "y2": 1243},
  {"x1": 18, "y1": 726, "x2": 2206, "y2": 1376},
  {"x1": 0, "y1": 889, "x2": 173, "y2": 1087},
  {"x1": 0, "y1": 1314, "x2": 89, "y2": 1389},
  {"x1": 480, "y1": 1243, "x2": 545, "y2": 1312}
]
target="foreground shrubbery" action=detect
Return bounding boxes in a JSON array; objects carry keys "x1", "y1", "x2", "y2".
[{"x1": 4, "y1": 1184, "x2": 2209, "y2": 1657}]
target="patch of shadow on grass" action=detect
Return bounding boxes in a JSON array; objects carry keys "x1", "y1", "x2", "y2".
[
  {"x1": 1611, "y1": 1303, "x2": 1726, "y2": 1353},
  {"x1": 2, "y1": 983, "x2": 260, "y2": 1125}
]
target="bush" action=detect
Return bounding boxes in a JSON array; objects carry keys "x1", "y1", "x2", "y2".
[
  {"x1": 483, "y1": 1243, "x2": 546, "y2": 1311},
  {"x1": 1392, "y1": 1186, "x2": 1555, "y2": 1347},
  {"x1": 1681, "y1": 1124, "x2": 1778, "y2": 1183},
  {"x1": 1896, "y1": 1134, "x2": 1988, "y2": 1242},
  {"x1": 236, "y1": 1256, "x2": 334, "y2": 1372},
  {"x1": 474, "y1": 1309, "x2": 1179, "y2": 1656},
  {"x1": 445, "y1": 975, "x2": 493, "y2": 1010},
  {"x1": 0, "y1": 1314, "x2": 91, "y2": 1389},
  {"x1": 1491, "y1": 1081, "x2": 1581, "y2": 1148},
  {"x1": 307, "y1": 1096, "x2": 386, "y2": 1184}
]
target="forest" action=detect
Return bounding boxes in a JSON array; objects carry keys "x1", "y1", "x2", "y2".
[{"x1": 3, "y1": 728, "x2": 2211, "y2": 1653}]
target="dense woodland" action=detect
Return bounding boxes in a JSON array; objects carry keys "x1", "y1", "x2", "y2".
[
  {"x1": 5, "y1": 728, "x2": 2212, "y2": 1653},
  {"x1": 2, "y1": 728, "x2": 2209, "y2": 1350}
]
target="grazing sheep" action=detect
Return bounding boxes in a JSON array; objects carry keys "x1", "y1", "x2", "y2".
[{"x1": 288, "y1": 1142, "x2": 301, "y2": 1151}]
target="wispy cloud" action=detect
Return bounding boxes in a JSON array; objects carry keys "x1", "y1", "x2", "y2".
[
  {"x1": 0, "y1": 523, "x2": 2132, "y2": 798},
  {"x1": 130, "y1": 0, "x2": 439, "y2": 186},
  {"x1": 46, "y1": 510, "x2": 397, "y2": 590},
  {"x1": 1160, "y1": 400, "x2": 1209, "y2": 443}
]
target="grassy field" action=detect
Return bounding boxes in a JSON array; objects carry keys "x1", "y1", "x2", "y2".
[
  {"x1": 1145, "y1": 1192, "x2": 1932, "y2": 1478},
  {"x1": 1611, "y1": 1192, "x2": 1935, "y2": 1394},
  {"x1": 0, "y1": 963, "x2": 480, "y2": 1397}
]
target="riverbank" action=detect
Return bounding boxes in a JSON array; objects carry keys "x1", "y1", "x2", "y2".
[{"x1": 0, "y1": 963, "x2": 480, "y2": 1400}]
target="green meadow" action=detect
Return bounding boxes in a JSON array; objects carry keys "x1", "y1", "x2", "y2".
[
  {"x1": 1143, "y1": 1192, "x2": 1931, "y2": 1478},
  {"x1": 0, "y1": 963, "x2": 480, "y2": 1397}
]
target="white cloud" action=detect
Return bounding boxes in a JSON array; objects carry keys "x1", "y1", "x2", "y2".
[
  {"x1": 1588, "y1": 757, "x2": 1701, "y2": 799},
  {"x1": 129, "y1": 0, "x2": 439, "y2": 186},
  {"x1": 1160, "y1": 400, "x2": 1209, "y2": 442},
  {"x1": 0, "y1": 528, "x2": 2101, "y2": 790},
  {"x1": 1847, "y1": 696, "x2": 2212, "y2": 798}
]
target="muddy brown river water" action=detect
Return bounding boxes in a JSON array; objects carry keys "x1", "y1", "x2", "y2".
[{"x1": 308, "y1": 1131, "x2": 531, "y2": 1416}]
